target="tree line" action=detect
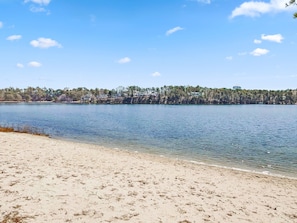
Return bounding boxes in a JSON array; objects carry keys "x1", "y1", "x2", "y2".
[{"x1": 1, "y1": 86, "x2": 297, "y2": 105}]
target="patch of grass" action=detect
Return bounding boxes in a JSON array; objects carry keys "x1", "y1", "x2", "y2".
[
  {"x1": 0, "y1": 126, "x2": 15, "y2": 132},
  {"x1": 0, "y1": 125, "x2": 49, "y2": 137}
]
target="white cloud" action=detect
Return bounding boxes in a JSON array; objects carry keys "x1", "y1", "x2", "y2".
[
  {"x1": 24, "y1": 0, "x2": 51, "y2": 5},
  {"x1": 261, "y1": 34, "x2": 284, "y2": 43},
  {"x1": 0, "y1": 21, "x2": 3, "y2": 28},
  {"x1": 28, "y1": 61, "x2": 42, "y2": 67},
  {"x1": 191, "y1": 0, "x2": 211, "y2": 4},
  {"x1": 30, "y1": 37, "x2": 62, "y2": 49},
  {"x1": 117, "y1": 57, "x2": 131, "y2": 64},
  {"x1": 16, "y1": 63, "x2": 24, "y2": 68},
  {"x1": 7, "y1": 35, "x2": 22, "y2": 41},
  {"x1": 250, "y1": 48, "x2": 269, "y2": 56},
  {"x1": 151, "y1": 72, "x2": 161, "y2": 77},
  {"x1": 25, "y1": 0, "x2": 51, "y2": 14},
  {"x1": 166, "y1": 26, "x2": 184, "y2": 36},
  {"x1": 254, "y1": 39, "x2": 262, "y2": 44},
  {"x1": 238, "y1": 52, "x2": 248, "y2": 56},
  {"x1": 30, "y1": 6, "x2": 46, "y2": 13},
  {"x1": 226, "y1": 56, "x2": 233, "y2": 60},
  {"x1": 230, "y1": 0, "x2": 291, "y2": 19}
]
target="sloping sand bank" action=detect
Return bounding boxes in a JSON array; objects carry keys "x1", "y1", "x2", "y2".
[{"x1": 1, "y1": 132, "x2": 297, "y2": 222}]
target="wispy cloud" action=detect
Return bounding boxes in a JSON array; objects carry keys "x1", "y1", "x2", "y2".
[
  {"x1": 151, "y1": 72, "x2": 161, "y2": 77},
  {"x1": 191, "y1": 0, "x2": 211, "y2": 4},
  {"x1": 24, "y1": 0, "x2": 51, "y2": 6},
  {"x1": 166, "y1": 26, "x2": 184, "y2": 36},
  {"x1": 225, "y1": 56, "x2": 233, "y2": 61},
  {"x1": 230, "y1": 0, "x2": 291, "y2": 19},
  {"x1": 261, "y1": 34, "x2": 284, "y2": 43},
  {"x1": 254, "y1": 39, "x2": 262, "y2": 44},
  {"x1": 28, "y1": 61, "x2": 42, "y2": 67},
  {"x1": 16, "y1": 63, "x2": 24, "y2": 68},
  {"x1": 7, "y1": 35, "x2": 22, "y2": 41},
  {"x1": 117, "y1": 57, "x2": 131, "y2": 64},
  {"x1": 29, "y1": 6, "x2": 47, "y2": 13},
  {"x1": 25, "y1": 0, "x2": 51, "y2": 14},
  {"x1": 30, "y1": 37, "x2": 62, "y2": 49},
  {"x1": 250, "y1": 48, "x2": 269, "y2": 56},
  {"x1": 238, "y1": 52, "x2": 248, "y2": 56},
  {"x1": 90, "y1": 14, "x2": 96, "y2": 23},
  {"x1": 0, "y1": 21, "x2": 3, "y2": 28}
]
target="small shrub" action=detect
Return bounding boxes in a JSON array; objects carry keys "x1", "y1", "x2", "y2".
[{"x1": 0, "y1": 125, "x2": 48, "y2": 137}]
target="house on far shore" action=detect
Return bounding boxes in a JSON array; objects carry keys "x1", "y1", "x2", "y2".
[{"x1": 233, "y1": 86, "x2": 242, "y2": 90}]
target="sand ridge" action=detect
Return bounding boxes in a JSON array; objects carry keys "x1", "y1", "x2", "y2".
[{"x1": 0, "y1": 132, "x2": 297, "y2": 222}]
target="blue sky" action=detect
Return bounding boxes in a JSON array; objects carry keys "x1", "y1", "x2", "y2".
[{"x1": 0, "y1": 0, "x2": 296, "y2": 90}]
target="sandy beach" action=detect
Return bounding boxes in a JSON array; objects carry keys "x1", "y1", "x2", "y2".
[{"x1": 1, "y1": 132, "x2": 297, "y2": 222}]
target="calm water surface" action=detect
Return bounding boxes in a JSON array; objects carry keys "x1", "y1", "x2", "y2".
[{"x1": 0, "y1": 104, "x2": 296, "y2": 177}]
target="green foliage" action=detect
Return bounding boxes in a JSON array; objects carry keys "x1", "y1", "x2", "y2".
[
  {"x1": 0, "y1": 86, "x2": 297, "y2": 105},
  {"x1": 286, "y1": 0, "x2": 297, "y2": 18}
]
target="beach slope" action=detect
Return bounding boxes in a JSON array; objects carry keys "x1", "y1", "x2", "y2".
[{"x1": 0, "y1": 132, "x2": 297, "y2": 222}]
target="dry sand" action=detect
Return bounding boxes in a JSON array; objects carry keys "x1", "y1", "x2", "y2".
[{"x1": 0, "y1": 132, "x2": 297, "y2": 223}]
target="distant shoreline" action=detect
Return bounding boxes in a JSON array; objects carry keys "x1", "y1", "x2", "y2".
[
  {"x1": 1, "y1": 100, "x2": 296, "y2": 105},
  {"x1": 1, "y1": 86, "x2": 297, "y2": 105}
]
